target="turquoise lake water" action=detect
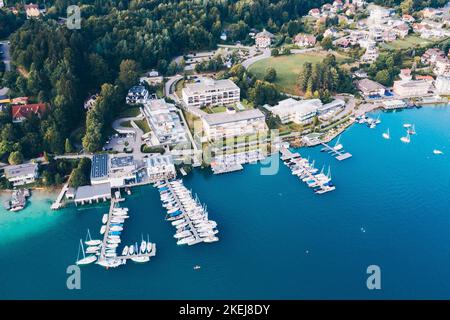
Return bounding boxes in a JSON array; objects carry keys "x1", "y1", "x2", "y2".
[{"x1": 1, "y1": 106, "x2": 450, "y2": 299}]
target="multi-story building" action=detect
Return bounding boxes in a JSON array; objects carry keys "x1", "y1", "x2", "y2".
[
  {"x1": 143, "y1": 99, "x2": 188, "y2": 146},
  {"x1": 433, "y1": 57, "x2": 450, "y2": 76},
  {"x1": 126, "y1": 85, "x2": 149, "y2": 104},
  {"x1": 4, "y1": 163, "x2": 39, "y2": 186},
  {"x1": 357, "y1": 79, "x2": 386, "y2": 97},
  {"x1": 268, "y1": 98, "x2": 321, "y2": 125},
  {"x1": 181, "y1": 78, "x2": 240, "y2": 109},
  {"x1": 294, "y1": 34, "x2": 317, "y2": 47},
  {"x1": 435, "y1": 75, "x2": 450, "y2": 95},
  {"x1": 90, "y1": 154, "x2": 138, "y2": 188},
  {"x1": 255, "y1": 29, "x2": 274, "y2": 48},
  {"x1": 393, "y1": 79, "x2": 431, "y2": 98},
  {"x1": 145, "y1": 154, "x2": 176, "y2": 182}
]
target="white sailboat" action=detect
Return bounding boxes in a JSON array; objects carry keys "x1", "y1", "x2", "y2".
[
  {"x1": 122, "y1": 245, "x2": 129, "y2": 256},
  {"x1": 403, "y1": 123, "x2": 412, "y2": 128},
  {"x1": 76, "y1": 239, "x2": 97, "y2": 265},
  {"x1": 407, "y1": 124, "x2": 416, "y2": 135},
  {"x1": 333, "y1": 135, "x2": 343, "y2": 151},
  {"x1": 140, "y1": 235, "x2": 146, "y2": 254},
  {"x1": 146, "y1": 234, "x2": 152, "y2": 254},
  {"x1": 85, "y1": 229, "x2": 102, "y2": 246},
  {"x1": 382, "y1": 128, "x2": 390, "y2": 140},
  {"x1": 102, "y1": 214, "x2": 108, "y2": 224},
  {"x1": 400, "y1": 131, "x2": 411, "y2": 144}
]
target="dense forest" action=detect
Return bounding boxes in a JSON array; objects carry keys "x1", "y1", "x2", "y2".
[{"x1": 0, "y1": 0, "x2": 332, "y2": 162}]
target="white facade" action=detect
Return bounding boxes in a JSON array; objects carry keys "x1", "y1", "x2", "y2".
[
  {"x1": 393, "y1": 79, "x2": 431, "y2": 98},
  {"x1": 4, "y1": 163, "x2": 39, "y2": 186},
  {"x1": 202, "y1": 109, "x2": 268, "y2": 141},
  {"x1": 268, "y1": 98, "x2": 321, "y2": 124},
  {"x1": 434, "y1": 59, "x2": 450, "y2": 76},
  {"x1": 182, "y1": 78, "x2": 240, "y2": 109},
  {"x1": 145, "y1": 154, "x2": 176, "y2": 182},
  {"x1": 255, "y1": 29, "x2": 274, "y2": 48},
  {"x1": 435, "y1": 75, "x2": 450, "y2": 95}
]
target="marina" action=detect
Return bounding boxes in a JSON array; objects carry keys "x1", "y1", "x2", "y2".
[
  {"x1": 76, "y1": 197, "x2": 156, "y2": 268},
  {"x1": 156, "y1": 179, "x2": 219, "y2": 246},
  {"x1": 320, "y1": 136, "x2": 352, "y2": 161},
  {"x1": 283, "y1": 151, "x2": 336, "y2": 195}
]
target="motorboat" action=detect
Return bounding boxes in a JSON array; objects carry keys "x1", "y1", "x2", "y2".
[
  {"x1": 131, "y1": 256, "x2": 150, "y2": 263},
  {"x1": 102, "y1": 214, "x2": 108, "y2": 224},
  {"x1": 172, "y1": 219, "x2": 186, "y2": 226},
  {"x1": 177, "y1": 236, "x2": 196, "y2": 245},
  {"x1": 110, "y1": 226, "x2": 123, "y2": 232},
  {"x1": 174, "y1": 230, "x2": 192, "y2": 239},
  {"x1": 403, "y1": 123, "x2": 412, "y2": 128},
  {"x1": 202, "y1": 236, "x2": 219, "y2": 243},
  {"x1": 100, "y1": 225, "x2": 107, "y2": 234},
  {"x1": 407, "y1": 124, "x2": 416, "y2": 135},
  {"x1": 433, "y1": 149, "x2": 444, "y2": 155}
]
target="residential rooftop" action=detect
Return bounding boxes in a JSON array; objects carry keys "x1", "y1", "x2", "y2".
[
  {"x1": 203, "y1": 108, "x2": 265, "y2": 126},
  {"x1": 4, "y1": 163, "x2": 38, "y2": 179}
]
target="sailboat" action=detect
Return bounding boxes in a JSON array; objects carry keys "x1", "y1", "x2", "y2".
[
  {"x1": 333, "y1": 136, "x2": 343, "y2": 151},
  {"x1": 400, "y1": 131, "x2": 411, "y2": 143},
  {"x1": 375, "y1": 115, "x2": 381, "y2": 124},
  {"x1": 433, "y1": 149, "x2": 444, "y2": 155},
  {"x1": 140, "y1": 234, "x2": 146, "y2": 254},
  {"x1": 407, "y1": 124, "x2": 416, "y2": 135},
  {"x1": 382, "y1": 128, "x2": 390, "y2": 140},
  {"x1": 146, "y1": 234, "x2": 152, "y2": 254},
  {"x1": 85, "y1": 229, "x2": 102, "y2": 246},
  {"x1": 76, "y1": 239, "x2": 97, "y2": 265}
]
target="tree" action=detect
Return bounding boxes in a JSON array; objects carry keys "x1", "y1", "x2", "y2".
[
  {"x1": 65, "y1": 138, "x2": 74, "y2": 154},
  {"x1": 321, "y1": 36, "x2": 333, "y2": 50},
  {"x1": 8, "y1": 151, "x2": 24, "y2": 165},
  {"x1": 375, "y1": 70, "x2": 391, "y2": 86},
  {"x1": 118, "y1": 59, "x2": 139, "y2": 89},
  {"x1": 264, "y1": 67, "x2": 277, "y2": 82},
  {"x1": 271, "y1": 48, "x2": 279, "y2": 56}
]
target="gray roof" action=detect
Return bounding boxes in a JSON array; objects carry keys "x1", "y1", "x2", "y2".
[
  {"x1": 357, "y1": 79, "x2": 386, "y2": 92},
  {"x1": 183, "y1": 79, "x2": 239, "y2": 95},
  {"x1": 110, "y1": 155, "x2": 134, "y2": 169},
  {"x1": 75, "y1": 183, "x2": 111, "y2": 201},
  {"x1": 91, "y1": 154, "x2": 109, "y2": 180},
  {"x1": 256, "y1": 29, "x2": 275, "y2": 38},
  {"x1": 4, "y1": 163, "x2": 38, "y2": 179},
  {"x1": 203, "y1": 109, "x2": 265, "y2": 126}
]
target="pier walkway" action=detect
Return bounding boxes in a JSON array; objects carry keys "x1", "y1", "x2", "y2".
[
  {"x1": 320, "y1": 142, "x2": 352, "y2": 161},
  {"x1": 51, "y1": 182, "x2": 69, "y2": 210},
  {"x1": 279, "y1": 147, "x2": 301, "y2": 161},
  {"x1": 165, "y1": 180, "x2": 203, "y2": 246}
]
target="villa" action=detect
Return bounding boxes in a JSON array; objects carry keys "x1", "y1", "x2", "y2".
[
  {"x1": 3, "y1": 163, "x2": 39, "y2": 186},
  {"x1": 11, "y1": 103, "x2": 47, "y2": 123},
  {"x1": 25, "y1": 3, "x2": 41, "y2": 19},
  {"x1": 255, "y1": 29, "x2": 274, "y2": 48},
  {"x1": 126, "y1": 85, "x2": 149, "y2": 105}
]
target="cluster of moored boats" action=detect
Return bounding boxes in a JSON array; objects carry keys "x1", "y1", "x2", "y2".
[
  {"x1": 356, "y1": 115, "x2": 381, "y2": 129},
  {"x1": 284, "y1": 157, "x2": 336, "y2": 194},
  {"x1": 3, "y1": 189, "x2": 30, "y2": 212},
  {"x1": 156, "y1": 179, "x2": 219, "y2": 245},
  {"x1": 76, "y1": 203, "x2": 156, "y2": 268}
]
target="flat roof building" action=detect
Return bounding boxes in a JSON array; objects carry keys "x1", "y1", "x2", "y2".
[
  {"x1": 90, "y1": 154, "x2": 109, "y2": 185},
  {"x1": 74, "y1": 183, "x2": 111, "y2": 206},
  {"x1": 182, "y1": 78, "x2": 240, "y2": 109},
  {"x1": 357, "y1": 79, "x2": 386, "y2": 97},
  {"x1": 268, "y1": 98, "x2": 321, "y2": 124},
  {"x1": 145, "y1": 154, "x2": 176, "y2": 182},
  {"x1": 393, "y1": 79, "x2": 431, "y2": 98}
]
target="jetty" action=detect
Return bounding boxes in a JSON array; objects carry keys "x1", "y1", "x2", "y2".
[
  {"x1": 165, "y1": 181, "x2": 203, "y2": 246},
  {"x1": 320, "y1": 142, "x2": 352, "y2": 161},
  {"x1": 97, "y1": 198, "x2": 155, "y2": 267},
  {"x1": 279, "y1": 147, "x2": 301, "y2": 161},
  {"x1": 51, "y1": 182, "x2": 69, "y2": 210},
  {"x1": 211, "y1": 163, "x2": 243, "y2": 175}
]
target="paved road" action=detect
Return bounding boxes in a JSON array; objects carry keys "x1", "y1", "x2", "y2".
[
  {"x1": 0, "y1": 41, "x2": 11, "y2": 72},
  {"x1": 164, "y1": 74, "x2": 183, "y2": 96},
  {"x1": 242, "y1": 48, "x2": 271, "y2": 69}
]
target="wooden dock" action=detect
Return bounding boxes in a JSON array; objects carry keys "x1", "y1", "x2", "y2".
[
  {"x1": 320, "y1": 142, "x2": 352, "y2": 161},
  {"x1": 51, "y1": 182, "x2": 69, "y2": 210}
]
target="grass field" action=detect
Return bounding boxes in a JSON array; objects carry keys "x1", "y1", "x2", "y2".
[
  {"x1": 134, "y1": 119, "x2": 151, "y2": 133},
  {"x1": 381, "y1": 35, "x2": 435, "y2": 50},
  {"x1": 248, "y1": 51, "x2": 352, "y2": 95}
]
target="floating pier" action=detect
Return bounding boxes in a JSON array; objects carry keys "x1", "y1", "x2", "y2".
[
  {"x1": 320, "y1": 142, "x2": 352, "y2": 161},
  {"x1": 51, "y1": 182, "x2": 69, "y2": 210},
  {"x1": 211, "y1": 163, "x2": 243, "y2": 175},
  {"x1": 156, "y1": 179, "x2": 219, "y2": 245},
  {"x1": 279, "y1": 147, "x2": 301, "y2": 161}
]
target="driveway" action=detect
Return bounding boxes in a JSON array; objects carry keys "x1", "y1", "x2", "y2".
[{"x1": 242, "y1": 48, "x2": 271, "y2": 69}]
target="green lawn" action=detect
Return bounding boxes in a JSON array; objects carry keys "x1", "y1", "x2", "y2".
[
  {"x1": 381, "y1": 35, "x2": 435, "y2": 50},
  {"x1": 120, "y1": 120, "x2": 132, "y2": 128},
  {"x1": 134, "y1": 119, "x2": 151, "y2": 133},
  {"x1": 117, "y1": 106, "x2": 141, "y2": 118},
  {"x1": 249, "y1": 51, "x2": 352, "y2": 95}
]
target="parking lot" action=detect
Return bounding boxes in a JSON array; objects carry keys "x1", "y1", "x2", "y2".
[{"x1": 103, "y1": 133, "x2": 136, "y2": 153}]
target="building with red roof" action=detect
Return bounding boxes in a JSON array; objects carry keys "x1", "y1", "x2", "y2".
[{"x1": 11, "y1": 103, "x2": 47, "y2": 123}]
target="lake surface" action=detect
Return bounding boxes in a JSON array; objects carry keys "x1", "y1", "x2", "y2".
[{"x1": 1, "y1": 106, "x2": 450, "y2": 299}]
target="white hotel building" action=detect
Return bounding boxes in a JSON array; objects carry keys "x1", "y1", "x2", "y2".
[
  {"x1": 268, "y1": 98, "x2": 322, "y2": 125},
  {"x1": 181, "y1": 79, "x2": 240, "y2": 109},
  {"x1": 435, "y1": 75, "x2": 450, "y2": 95},
  {"x1": 393, "y1": 79, "x2": 431, "y2": 98}
]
